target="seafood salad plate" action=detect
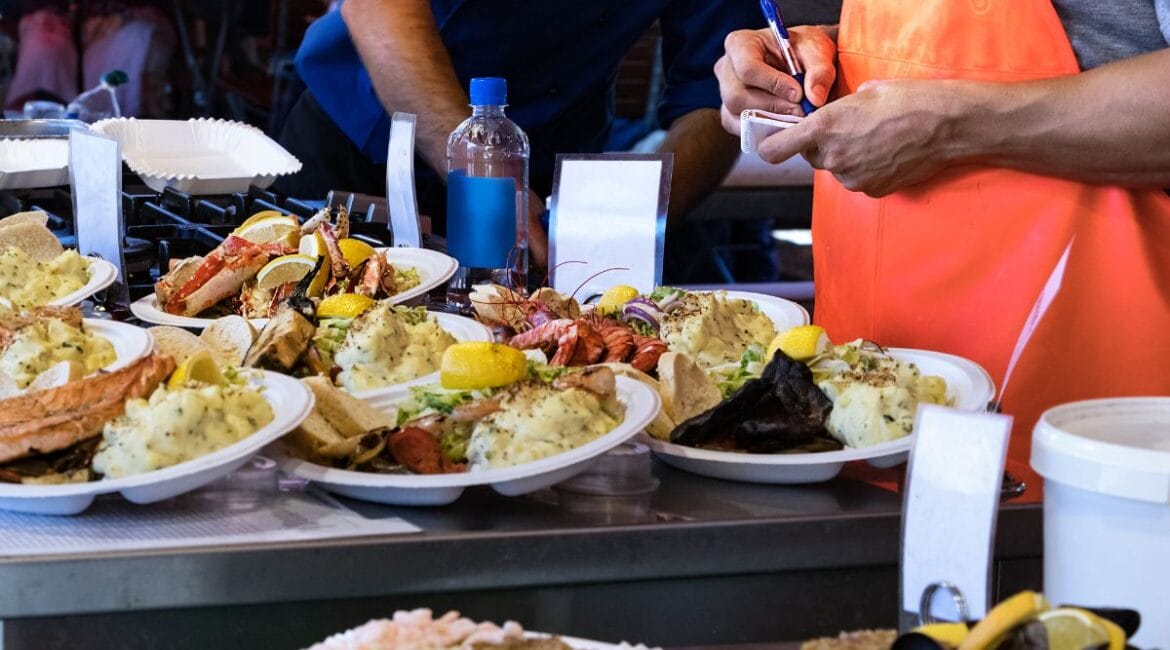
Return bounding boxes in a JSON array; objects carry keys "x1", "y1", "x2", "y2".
[
  {"x1": 303, "y1": 608, "x2": 660, "y2": 650},
  {"x1": 472, "y1": 284, "x2": 808, "y2": 374},
  {"x1": 153, "y1": 299, "x2": 492, "y2": 402},
  {"x1": 0, "y1": 356, "x2": 314, "y2": 515},
  {"x1": 273, "y1": 361, "x2": 662, "y2": 506},
  {"x1": 643, "y1": 346, "x2": 995, "y2": 484},
  {"x1": 131, "y1": 206, "x2": 457, "y2": 329}
]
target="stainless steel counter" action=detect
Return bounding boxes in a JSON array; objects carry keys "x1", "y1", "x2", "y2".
[{"x1": 0, "y1": 462, "x2": 1041, "y2": 650}]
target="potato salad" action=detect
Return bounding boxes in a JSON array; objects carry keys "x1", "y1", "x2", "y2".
[
  {"x1": 332, "y1": 304, "x2": 456, "y2": 392},
  {"x1": 0, "y1": 249, "x2": 89, "y2": 308},
  {"x1": 467, "y1": 382, "x2": 621, "y2": 470},
  {"x1": 814, "y1": 340, "x2": 950, "y2": 448},
  {"x1": 659, "y1": 292, "x2": 775, "y2": 369},
  {"x1": 92, "y1": 383, "x2": 273, "y2": 478},
  {"x1": 0, "y1": 318, "x2": 115, "y2": 388}
]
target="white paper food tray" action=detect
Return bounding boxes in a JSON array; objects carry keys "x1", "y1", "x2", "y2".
[
  {"x1": 91, "y1": 118, "x2": 302, "y2": 194},
  {"x1": 0, "y1": 138, "x2": 70, "y2": 190}
]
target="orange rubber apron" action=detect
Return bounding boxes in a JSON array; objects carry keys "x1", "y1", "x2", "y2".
[{"x1": 816, "y1": 0, "x2": 1170, "y2": 498}]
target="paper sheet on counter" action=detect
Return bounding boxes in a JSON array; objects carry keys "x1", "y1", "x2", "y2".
[{"x1": 0, "y1": 489, "x2": 419, "y2": 558}]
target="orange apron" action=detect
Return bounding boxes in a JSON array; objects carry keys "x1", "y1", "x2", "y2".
[{"x1": 816, "y1": 0, "x2": 1170, "y2": 498}]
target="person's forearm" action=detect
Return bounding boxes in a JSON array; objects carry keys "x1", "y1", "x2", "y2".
[
  {"x1": 953, "y1": 48, "x2": 1170, "y2": 187},
  {"x1": 341, "y1": 0, "x2": 467, "y2": 177},
  {"x1": 657, "y1": 108, "x2": 741, "y2": 227}
]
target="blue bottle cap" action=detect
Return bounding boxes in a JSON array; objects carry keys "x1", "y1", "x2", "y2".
[{"x1": 469, "y1": 77, "x2": 507, "y2": 106}]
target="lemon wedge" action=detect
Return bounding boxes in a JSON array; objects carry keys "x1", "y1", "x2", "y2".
[
  {"x1": 958, "y1": 591, "x2": 1049, "y2": 650},
  {"x1": 1037, "y1": 608, "x2": 1111, "y2": 650},
  {"x1": 256, "y1": 254, "x2": 327, "y2": 296},
  {"x1": 167, "y1": 349, "x2": 227, "y2": 389},
  {"x1": 298, "y1": 231, "x2": 330, "y2": 266},
  {"x1": 317, "y1": 293, "x2": 376, "y2": 320},
  {"x1": 913, "y1": 622, "x2": 970, "y2": 647},
  {"x1": 1099, "y1": 615, "x2": 1127, "y2": 650},
  {"x1": 598, "y1": 285, "x2": 639, "y2": 313},
  {"x1": 440, "y1": 342, "x2": 528, "y2": 390},
  {"x1": 237, "y1": 209, "x2": 288, "y2": 231},
  {"x1": 766, "y1": 324, "x2": 830, "y2": 362},
  {"x1": 337, "y1": 238, "x2": 376, "y2": 268},
  {"x1": 234, "y1": 215, "x2": 300, "y2": 247}
]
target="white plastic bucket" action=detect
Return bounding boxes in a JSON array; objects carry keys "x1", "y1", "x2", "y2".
[{"x1": 1031, "y1": 397, "x2": 1170, "y2": 647}]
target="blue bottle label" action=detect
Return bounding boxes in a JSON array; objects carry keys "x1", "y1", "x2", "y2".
[{"x1": 447, "y1": 171, "x2": 517, "y2": 268}]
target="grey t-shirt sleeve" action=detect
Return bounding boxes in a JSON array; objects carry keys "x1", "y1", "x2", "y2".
[{"x1": 1053, "y1": 0, "x2": 1170, "y2": 70}]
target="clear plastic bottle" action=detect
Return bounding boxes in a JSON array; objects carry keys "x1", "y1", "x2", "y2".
[
  {"x1": 445, "y1": 77, "x2": 529, "y2": 308},
  {"x1": 65, "y1": 70, "x2": 128, "y2": 123}
]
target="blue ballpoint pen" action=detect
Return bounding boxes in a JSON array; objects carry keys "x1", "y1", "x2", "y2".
[{"x1": 758, "y1": 0, "x2": 817, "y2": 114}]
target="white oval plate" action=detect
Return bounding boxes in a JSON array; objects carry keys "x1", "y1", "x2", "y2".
[
  {"x1": 645, "y1": 348, "x2": 995, "y2": 484},
  {"x1": 130, "y1": 247, "x2": 458, "y2": 329},
  {"x1": 717, "y1": 289, "x2": 809, "y2": 331},
  {"x1": 0, "y1": 371, "x2": 314, "y2": 515},
  {"x1": 273, "y1": 376, "x2": 662, "y2": 506},
  {"x1": 347, "y1": 312, "x2": 494, "y2": 401},
  {"x1": 43, "y1": 257, "x2": 117, "y2": 308},
  {"x1": 85, "y1": 318, "x2": 154, "y2": 372}
]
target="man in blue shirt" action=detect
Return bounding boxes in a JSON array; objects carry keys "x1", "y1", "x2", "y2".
[{"x1": 276, "y1": 0, "x2": 759, "y2": 266}]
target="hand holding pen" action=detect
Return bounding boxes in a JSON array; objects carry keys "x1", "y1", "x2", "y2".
[
  {"x1": 713, "y1": 8, "x2": 837, "y2": 133},
  {"x1": 758, "y1": 0, "x2": 817, "y2": 114}
]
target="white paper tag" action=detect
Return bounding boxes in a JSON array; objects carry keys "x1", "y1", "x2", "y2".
[
  {"x1": 549, "y1": 154, "x2": 671, "y2": 299},
  {"x1": 69, "y1": 128, "x2": 129, "y2": 308},
  {"x1": 901, "y1": 405, "x2": 1013, "y2": 624},
  {"x1": 387, "y1": 112, "x2": 422, "y2": 248}
]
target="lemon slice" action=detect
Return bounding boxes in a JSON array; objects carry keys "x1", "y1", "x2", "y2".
[
  {"x1": 440, "y1": 342, "x2": 528, "y2": 389},
  {"x1": 337, "y1": 238, "x2": 376, "y2": 267},
  {"x1": 234, "y1": 215, "x2": 300, "y2": 247},
  {"x1": 766, "y1": 324, "x2": 830, "y2": 362},
  {"x1": 317, "y1": 293, "x2": 376, "y2": 320},
  {"x1": 167, "y1": 349, "x2": 227, "y2": 389},
  {"x1": 237, "y1": 209, "x2": 288, "y2": 231},
  {"x1": 1037, "y1": 608, "x2": 1111, "y2": 650},
  {"x1": 958, "y1": 590, "x2": 1049, "y2": 650},
  {"x1": 598, "y1": 285, "x2": 639, "y2": 312},
  {"x1": 256, "y1": 254, "x2": 327, "y2": 296}
]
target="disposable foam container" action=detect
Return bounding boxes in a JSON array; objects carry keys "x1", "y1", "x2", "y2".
[
  {"x1": 92, "y1": 117, "x2": 301, "y2": 194},
  {"x1": 1031, "y1": 397, "x2": 1170, "y2": 646}
]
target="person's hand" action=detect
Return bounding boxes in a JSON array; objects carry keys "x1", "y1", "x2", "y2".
[
  {"x1": 527, "y1": 189, "x2": 549, "y2": 271},
  {"x1": 757, "y1": 79, "x2": 969, "y2": 197},
  {"x1": 715, "y1": 25, "x2": 837, "y2": 135}
]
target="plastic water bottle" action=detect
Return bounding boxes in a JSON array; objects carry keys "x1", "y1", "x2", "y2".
[
  {"x1": 66, "y1": 70, "x2": 128, "y2": 123},
  {"x1": 445, "y1": 77, "x2": 529, "y2": 308}
]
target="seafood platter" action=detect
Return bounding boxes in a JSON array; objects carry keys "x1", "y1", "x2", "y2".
[
  {"x1": 131, "y1": 206, "x2": 458, "y2": 328},
  {"x1": 0, "y1": 202, "x2": 996, "y2": 515}
]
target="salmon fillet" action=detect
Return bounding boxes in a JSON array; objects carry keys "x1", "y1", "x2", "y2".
[{"x1": 0, "y1": 353, "x2": 175, "y2": 463}]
